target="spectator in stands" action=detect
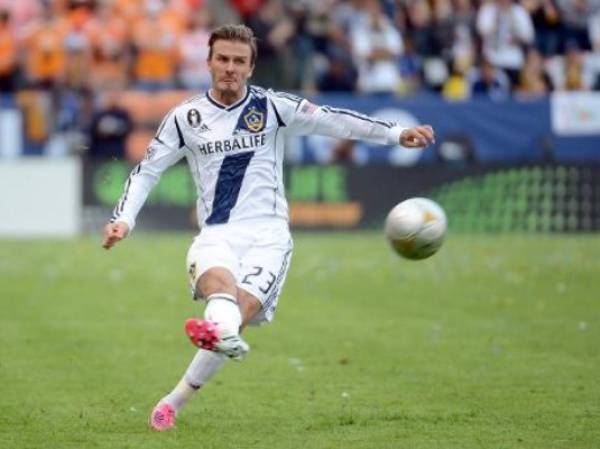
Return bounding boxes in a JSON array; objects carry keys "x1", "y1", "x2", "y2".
[
  {"x1": 246, "y1": 0, "x2": 294, "y2": 89},
  {"x1": 287, "y1": 0, "x2": 339, "y2": 91},
  {"x1": 476, "y1": 0, "x2": 535, "y2": 86},
  {"x1": 229, "y1": 0, "x2": 265, "y2": 23},
  {"x1": 350, "y1": 0, "x2": 403, "y2": 94},
  {"x1": 405, "y1": 0, "x2": 437, "y2": 57},
  {"x1": 522, "y1": 0, "x2": 562, "y2": 57},
  {"x1": 88, "y1": 89, "x2": 133, "y2": 159},
  {"x1": 0, "y1": 0, "x2": 41, "y2": 32},
  {"x1": 317, "y1": 46, "x2": 357, "y2": 92},
  {"x1": 132, "y1": 0, "x2": 178, "y2": 91},
  {"x1": 448, "y1": 0, "x2": 477, "y2": 69},
  {"x1": 515, "y1": 47, "x2": 553, "y2": 96},
  {"x1": 22, "y1": 7, "x2": 68, "y2": 89},
  {"x1": 63, "y1": 1, "x2": 94, "y2": 90},
  {"x1": 178, "y1": 9, "x2": 212, "y2": 90},
  {"x1": 546, "y1": 43, "x2": 597, "y2": 90},
  {"x1": 442, "y1": 59, "x2": 470, "y2": 100},
  {"x1": 398, "y1": 36, "x2": 423, "y2": 94},
  {"x1": 112, "y1": 0, "x2": 143, "y2": 23},
  {"x1": 556, "y1": 0, "x2": 600, "y2": 51},
  {"x1": 0, "y1": 9, "x2": 17, "y2": 93},
  {"x1": 88, "y1": 1, "x2": 130, "y2": 90},
  {"x1": 468, "y1": 57, "x2": 511, "y2": 99}
]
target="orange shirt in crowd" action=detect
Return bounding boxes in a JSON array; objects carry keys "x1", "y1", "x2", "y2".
[
  {"x1": 0, "y1": 21, "x2": 16, "y2": 76},
  {"x1": 113, "y1": 0, "x2": 143, "y2": 23},
  {"x1": 23, "y1": 17, "x2": 69, "y2": 84},
  {"x1": 87, "y1": 12, "x2": 129, "y2": 88},
  {"x1": 132, "y1": 15, "x2": 178, "y2": 83}
]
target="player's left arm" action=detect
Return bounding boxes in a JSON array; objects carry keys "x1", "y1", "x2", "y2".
[{"x1": 271, "y1": 93, "x2": 434, "y2": 148}]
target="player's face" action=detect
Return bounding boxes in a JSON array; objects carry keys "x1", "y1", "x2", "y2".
[{"x1": 208, "y1": 40, "x2": 254, "y2": 99}]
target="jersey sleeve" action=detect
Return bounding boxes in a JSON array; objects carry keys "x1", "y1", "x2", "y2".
[
  {"x1": 110, "y1": 110, "x2": 187, "y2": 231},
  {"x1": 267, "y1": 90, "x2": 406, "y2": 145}
]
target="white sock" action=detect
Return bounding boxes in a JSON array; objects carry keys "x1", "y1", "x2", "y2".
[
  {"x1": 161, "y1": 349, "x2": 227, "y2": 411},
  {"x1": 204, "y1": 293, "x2": 242, "y2": 337}
]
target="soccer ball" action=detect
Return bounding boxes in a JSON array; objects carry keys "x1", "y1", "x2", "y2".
[{"x1": 384, "y1": 197, "x2": 447, "y2": 260}]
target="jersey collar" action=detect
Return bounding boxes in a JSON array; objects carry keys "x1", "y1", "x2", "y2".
[{"x1": 206, "y1": 87, "x2": 249, "y2": 111}]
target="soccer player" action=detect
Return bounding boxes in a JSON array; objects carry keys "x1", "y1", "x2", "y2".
[{"x1": 101, "y1": 24, "x2": 435, "y2": 431}]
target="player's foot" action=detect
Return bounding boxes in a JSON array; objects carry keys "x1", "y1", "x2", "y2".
[
  {"x1": 184, "y1": 318, "x2": 249, "y2": 361},
  {"x1": 149, "y1": 402, "x2": 176, "y2": 431}
]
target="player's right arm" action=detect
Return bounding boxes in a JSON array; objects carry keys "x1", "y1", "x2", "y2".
[{"x1": 102, "y1": 109, "x2": 187, "y2": 250}]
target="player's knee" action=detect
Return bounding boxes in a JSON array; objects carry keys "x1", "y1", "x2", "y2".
[{"x1": 197, "y1": 267, "x2": 237, "y2": 298}]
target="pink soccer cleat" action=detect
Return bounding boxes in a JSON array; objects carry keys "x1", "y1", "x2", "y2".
[
  {"x1": 184, "y1": 318, "x2": 220, "y2": 350},
  {"x1": 184, "y1": 318, "x2": 249, "y2": 361},
  {"x1": 149, "y1": 402, "x2": 176, "y2": 431}
]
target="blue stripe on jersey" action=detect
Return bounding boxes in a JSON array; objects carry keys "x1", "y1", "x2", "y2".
[
  {"x1": 174, "y1": 116, "x2": 186, "y2": 148},
  {"x1": 322, "y1": 106, "x2": 394, "y2": 129},
  {"x1": 206, "y1": 151, "x2": 255, "y2": 224},
  {"x1": 270, "y1": 99, "x2": 286, "y2": 127}
]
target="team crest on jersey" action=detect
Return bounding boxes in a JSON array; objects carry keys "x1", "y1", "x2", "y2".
[
  {"x1": 234, "y1": 96, "x2": 268, "y2": 134},
  {"x1": 243, "y1": 107, "x2": 264, "y2": 132}
]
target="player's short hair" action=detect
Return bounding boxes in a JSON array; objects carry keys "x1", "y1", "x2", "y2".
[{"x1": 208, "y1": 24, "x2": 257, "y2": 66}]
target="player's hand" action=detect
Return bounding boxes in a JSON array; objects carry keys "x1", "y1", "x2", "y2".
[
  {"x1": 102, "y1": 222, "x2": 130, "y2": 250},
  {"x1": 400, "y1": 125, "x2": 435, "y2": 148}
]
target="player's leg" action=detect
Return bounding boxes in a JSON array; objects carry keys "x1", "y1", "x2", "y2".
[
  {"x1": 149, "y1": 348, "x2": 226, "y2": 431},
  {"x1": 150, "y1": 223, "x2": 291, "y2": 430},
  {"x1": 150, "y1": 233, "x2": 241, "y2": 431},
  {"x1": 185, "y1": 266, "x2": 253, "y2": 359}
]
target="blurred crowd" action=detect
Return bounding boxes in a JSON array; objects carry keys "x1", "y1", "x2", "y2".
[
  {"x1": 1, "y1": 0, "x2": 600, "y2": 96},
  {"x1": 1, "y1": 0, "x2": 600, "y2": 159}
]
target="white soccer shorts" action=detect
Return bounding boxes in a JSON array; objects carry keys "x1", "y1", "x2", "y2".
[{"x1": 186, "y1": 218, "x2": 293, "y2": 325}]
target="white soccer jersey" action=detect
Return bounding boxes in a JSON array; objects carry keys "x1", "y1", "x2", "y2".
[{"x1": 111, "y1": 86, "x2": 407, "y2": 230}]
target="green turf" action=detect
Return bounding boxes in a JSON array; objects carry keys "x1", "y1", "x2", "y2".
[{"x1": 1, "y1": 232, "x2": 599, "y2": 449}]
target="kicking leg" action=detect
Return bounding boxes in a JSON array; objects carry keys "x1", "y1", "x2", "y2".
[
  {"x1": 150, "y1": 269, "x2": 262, "y2": 431},
  {"x1": 184, "y1": 267, "x2": 260, "y2": 359}
]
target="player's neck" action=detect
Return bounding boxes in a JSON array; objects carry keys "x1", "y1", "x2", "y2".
[{"x1": 209, "y1": 86, "x2": 247, "y2": 107}]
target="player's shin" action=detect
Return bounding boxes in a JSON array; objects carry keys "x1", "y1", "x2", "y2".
[
  {"x1": 161, "y1": 349, "x2": 227, "y2": 411},
  {"x1": 204, "y1": 293, "x2": 242, "y2": 337},
  {"x1": 185, "y1": 293, "x2": 250, "y2": 360}
]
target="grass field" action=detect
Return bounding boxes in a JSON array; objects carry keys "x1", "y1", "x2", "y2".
[{"x1": 1, "y1": 232, "x2": 599, "y2": 449}]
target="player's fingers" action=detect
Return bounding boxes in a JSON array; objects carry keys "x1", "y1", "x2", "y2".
[
  {"x1": 417, "y1": 126, "x2": 435, "y2": 144},
  {"x1": 408, "y1": 130, "x2": 429, "y2": 147},
  {"x1": 102, "y1": 237, "x2": 114, "y2": 250}
]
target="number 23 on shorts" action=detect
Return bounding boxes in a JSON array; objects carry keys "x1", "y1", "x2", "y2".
[{"x1": 241, "y1": 266, "x2": 276, "y2": 294}]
